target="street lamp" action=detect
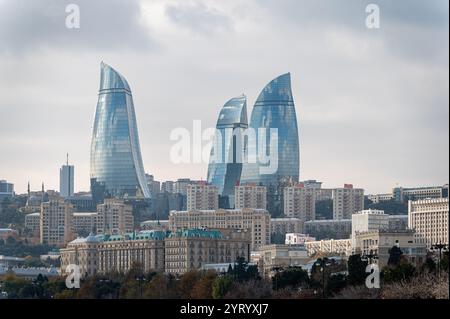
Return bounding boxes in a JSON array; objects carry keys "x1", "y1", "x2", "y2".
[
  {"x1": 315, "y1": 258, "x2": 331, "y2": 299},
  {"x1": 430, "y1": 242, "x2": 448, "y2": 299},
  {"x1": 135, "y1": 275, "x2": 147, "y2": 299}
]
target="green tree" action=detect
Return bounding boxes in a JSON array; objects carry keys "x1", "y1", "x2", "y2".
[
  {"x1": 347, "y1": 254, "x2": 368, "y2": 285},
  {"x1": 272, "y1": 266, "x2": 309, "y2": 290},
  {"x1": 212, "y1": 275, "x2": 234, "y2": 299}
]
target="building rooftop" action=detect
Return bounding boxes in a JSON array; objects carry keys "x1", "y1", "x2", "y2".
[{"x1": 168, "y1": 228, "x2": 224, "y2": 239}]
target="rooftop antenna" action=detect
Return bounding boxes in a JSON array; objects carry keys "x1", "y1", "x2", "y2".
[{"x1": 66, "y1": 153, "x2": 69, "y2": 166}]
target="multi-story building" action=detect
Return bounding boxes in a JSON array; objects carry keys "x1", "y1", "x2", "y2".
[
  {"x1": 207, "y1": 95, "x2": 248, "y2": 209},
  {"x1": 270, "y1": 218, "x2": 303, "y2": 238},
  {"x1": 96, "y1": 199, "x2": 134, "y2": 235},
  {"x1": 98, "y1": 231, "x2": 166, "y2": 274},
  {"x1": 145, "y1": 174, "x2": 161, "y2": 197},
  {"x1": 353, "y1": 230, "x2": 427, "y2": 268},
  {"x1": 65, "y1": 194, "x2": 95, "y2": 212},
  {"x1": 367, "y1": 193, "x2": 394, "y2": 204},
  {"x1": 351, "y1": 209, "x2": 389, "y2": 247},
  {"x1": 284, "y1": 184, "x2": 316, "y2": 223},
  {"x1": 0, "y1": 180, "x2": 14, "y2": 200},
  {"x1": 25, "y1": 212, "x2": 40, "y2": 235},
  {"x1": 240, "y1": 73, "x2": 300, "y2": 217},
  {"x1": 40, "y1": 198, "x2": 74, "y2": 246},
  {"x1": 393, "y1": 184, "x2": 449, "y2": 202},
  {"x1": 0, "y1": 228, "x2": 19, "y2": 241},
  {"x1": 234, "y1": 183, "x2": 267, "y2": 210},
  {"x1": 408, "y1": 198, "x2": 449, "y2": 248},
  {"x1": 60, "y1": 233, "x2": 100, "y2": 277},
  {"x1": 165, "y1": 228, "x2": 251, "y2": 275},
  {"x1": 168, "y1": 208, "x2": 270, "y2": 250},
  {"x1": 304, "y1": 219, "x2": 352, "y2": 240},
  {"x1": 285, "y1": 233, "x2": 316, "y2": 245},
  {"x1": 388, "y1": 215, "x2": 409, "y2": 231},
  {"x1": 140, "y1": 220, "x2": 169, "y2": 231},
  {"x1": 174, "y1": 178, "x2": 192, "y2": 196},
  {"x1": 90, "y1": 62, "x2": 150, "y2": 202},
  {"x1": 332, "y1": 184, "x2": 364, "y2": 220},
  {"x1": 186, "y1": 182, "x2": 219, "y2": 211},
  {"x1": 59, "y1": 159, "x2": 74, "y2": 198},
  {"x1": 72, "y1": 212, "x2": 98, "y2": 236},
  {"x1": 161, "y1": 181, "x2": 175, "y2": 193},
  {"x1": 305, "y1": 239, "x2": 352, "y2": 257},
  {"x1": 255, "y1": 244, "x2": 310, "y2": 278}
]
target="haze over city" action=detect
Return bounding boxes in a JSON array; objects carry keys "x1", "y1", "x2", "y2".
[{"x1": 0, "y1": 0, "x2": 448, "y2": 194}]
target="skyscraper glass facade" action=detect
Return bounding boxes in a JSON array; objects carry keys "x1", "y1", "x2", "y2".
[
  {"x1": 240, "y1": 73, "x2": 299, "y2": 215},
  {"x1": 207, "y1": 95, "x2": 248, "y2": 208},
  {"x1": 241, "y1": 73, "x2": 299, "y2": 186},
  {"x1": 90, "y1": 63, "x2": 150, "y2": 201}
]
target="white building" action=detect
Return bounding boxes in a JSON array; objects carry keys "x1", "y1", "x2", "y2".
[
  {"x1": 332, "y1": 184, "x2": 364, "y2": 220},
  {"x1": 305, "y1": 239, "x2": 352, "y2": 257},
  {"x1": 351, "y1": 209, "x2": 389, "y2": 248},
  {"x1": 408, "y1": 198, "x2": 449, "y2": 248},
  {"x1": 235, "y1": 183, "x2": 267, "y2": 210},
  {"x1": 186, "y1": 182, "x2": 218, "y2": 211},
  {"x1": 285, "y1": 233, "x2": 316, "y2": 245}
]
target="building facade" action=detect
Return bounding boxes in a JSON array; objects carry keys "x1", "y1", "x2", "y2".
[
  {"x1": 168, "y1": 208, "x2": 270, "y2": 250},
  {"x1": 353, "y1": 230, "x2": 427, "y2": 268},
  {"x1": 0, "y1": 180, "x2": 14, "y2": 200},
  {"x1": 165, "y1": 228, "x2": 251, "y2": 275},
  {"x1": 270, "y1": 218, "x2": 303, "y2": 239},
  {"x1": 393, "y1": 184, "x2": 449, "y2": 202},
  {"x1": 234, "y1": 183, "x2": 267, "y2": 210},
  {"x1": 96, "y1": 199, "x2": 134, "y2": 235},
  {"x1": 408, "y1": 198, "x2": 449, "y2": 248},
  {"x1": 40, "y1": 198, "x2": 74, "y2": 246},
  {"x1": 90, "y1": 62, "x2": 150, "y2": 202},
  {"x1": 60, "y1": 233, "x2": 100, "y2": 277},
  {"x1": 332, "y1": 185, "x2": 364, "y2": 220},
  {"x1": 207, "y1": 95, "x2": 248, "y2": 209},
  {"x1": 59, "y1": 161, "x2": 74, "y2": 198},
  {"x1": 305, "y1": 239, "x2": 352, "y2": 257},
  {"x1": 304, "y1": 219, "x2": 352, "y2": 240},
  {"x1": 284, "y1": 184, "x2": 316, "y2": 223},
  {"x1": 186, "y1": 182, "x2": 219, "y2": 211}
]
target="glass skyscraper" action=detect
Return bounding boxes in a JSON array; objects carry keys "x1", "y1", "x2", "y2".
[
  {"x1": 207, "y1": 95, "x2": 248, "y2": 208},
  {"x1": 240, "y1": 73, "x2": 299, "y2": 215},
  {"x1": 90, "y1": 62, "x2": 150, "y2": 202}
]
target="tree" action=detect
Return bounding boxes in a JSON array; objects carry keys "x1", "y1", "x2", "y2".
[
  {"x1": 223, "y1": 279, "x2": 272, "y2": 299},
  {"x1": 212, "y1": 275, "x2": 234, "y2": 299},
  {"x1": 347, "y1": 254, "x2": 368, "y2": 285},
  {"x1": 178, "y1": 270, "x2": 200, "y2": 298},
  {"x1": 190, "y1": 271, "x2": 217, "y2": 299},
  {"x1": 382, "y1": 262, "x2": 416, "y2": 283},
  {"x1": 227, "y1": 257, "x2": 259, "y2": 282},
  {"x1": 388, "y1": 245, "x2": 403, "y2": 266},
  {"x1": 272, "y1": 267, "x2": 309, "y2": 290}
]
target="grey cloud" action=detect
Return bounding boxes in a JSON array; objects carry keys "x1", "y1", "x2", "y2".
[
  {"x1": 165, "y1": 1, "x2": 233, "y2": 35},
  {"x1": 0, "y1": 0, "x2": 155, "y2": 54}
]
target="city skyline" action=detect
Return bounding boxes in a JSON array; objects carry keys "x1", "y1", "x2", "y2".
[{"x1": 0, "y1": 0, "x2": 448, "y2": 194}]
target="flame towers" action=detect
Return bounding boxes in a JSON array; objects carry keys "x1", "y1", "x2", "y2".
[
  {"x1": 207, "y1": 95, "x2": 248, "y2": 208},
  {"x1": 241, "y1": 73, "x2": 300, "y2": 215},
  {"x1": 90, "y1": 62, "x2": 150, "y2": 202}
]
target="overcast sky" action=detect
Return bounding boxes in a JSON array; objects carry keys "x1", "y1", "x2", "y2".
[{"x1": 0, "y1": 0, "x2": 448, "y2": 195}]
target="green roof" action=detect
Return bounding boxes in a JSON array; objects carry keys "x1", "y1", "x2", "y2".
[{"x1": 168, "y1": 228, "x2": 224, "y2": 239}]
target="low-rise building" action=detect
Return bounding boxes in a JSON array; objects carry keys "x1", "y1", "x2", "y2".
[
  {"x1": 285, "y1": 233, "x2": 316, "y2": 245},
  {"x1": 305, "y1": 239, "x2": 352, "y2": 257},
  {"x1": 353, "y1": 230, "x2": 427, "y2": 268},
  {"x1": 255, "y1": 244, "x2": 310, "y2": 278}
]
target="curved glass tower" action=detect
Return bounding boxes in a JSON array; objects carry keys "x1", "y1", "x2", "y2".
[
  {"x1": 207, "y1": 95, "x2": 248, "y2": 208},
  {"x1": 241, "y1": 73, "x2": 299, "y2": 214},
  {"x1": 90, "y1": 62, "x2": 150, "y2": 201}
]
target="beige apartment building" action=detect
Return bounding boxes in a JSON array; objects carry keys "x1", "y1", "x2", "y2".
[
  {"x1": 284, "y1": 184, "x2": 316, "y2": 223},
  {"x1": 25, "y1": 212, "x2": 40, "y2": 235},
  {"x1": 353, "y1": 230, "x2": 427, "y2": 268},
  {"x1": 60, "y1": 233, "x2": 100, "y2": 277},
  {"x1": 165, "y1": 228, "x2": 251, "y2": 275},
  {"x1": 186, "y1": 183, "x2": 219, "y2": 211},
  {"x1": 40, "y1": 198, "x2": 74, "y2": 246},
  {"x1": 332, "y1": 184, "x2": 364, "y2": 220},
  {"x1": 72, "y1": 212, "x2": 97, "y2": 236},
  {"x1": 96, "y1": 199, "x2": 134, "y2": 235},
  {"x1": 408, "y1": 198, "x2": 449, "y2": 248},
  {"x1": 234, "y1": 183, "x2": 267, "y2": 210},
  {"x1": 168, "y1": 208, "x2": 271, "y2": 250}
]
